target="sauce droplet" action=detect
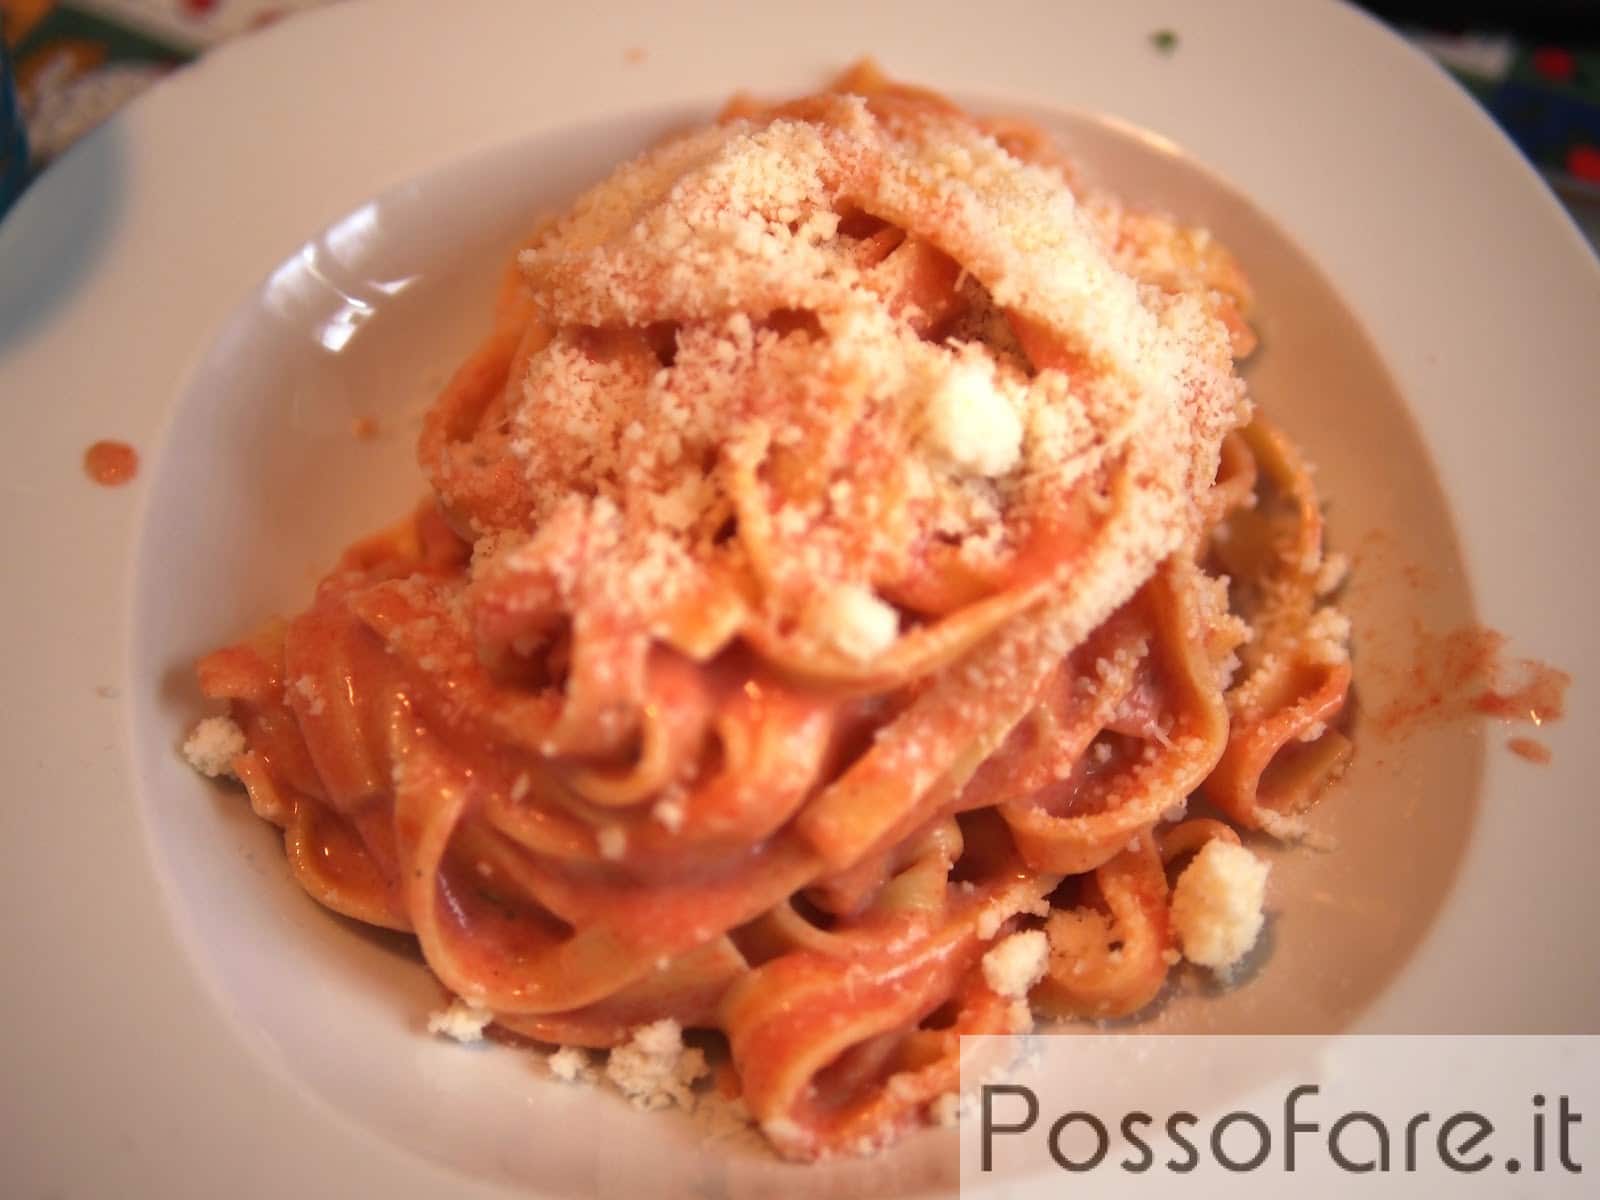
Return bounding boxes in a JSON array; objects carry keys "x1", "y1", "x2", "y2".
[
  {"x1": 84, "y1": 440, "x2": 139, "y2": 486},
  {"x1": 1507, "y1": 737, "x2": 1552, "y2": 765}
]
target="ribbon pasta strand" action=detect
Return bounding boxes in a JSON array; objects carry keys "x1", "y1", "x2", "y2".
[{"x1": 192, "y1": 64, "x2": 1352, "y2": 1162}]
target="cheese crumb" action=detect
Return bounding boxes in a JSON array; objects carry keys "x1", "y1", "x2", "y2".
[
  {"x1": 696, "y1": 1093, "x2": 760, "y2": 1145},
  {"x1": 761, "y1": 1116, "x2": 812, "y2": 1157},
  {"x1": 813, "y1": 582, "x2": 898, "y2": 661},
  {"x1": 427, "y1": 997, "x2": 493, "y2": 1043},
  {"x1": 547, "y1": 1046, "x2": 596, "y2": 1082},
  {"x1": 922, "y1": 359, "x2": 1022, "y2": 476},
  {"x1": 1169, "y1": 841, "x2": 1269, "y2": 972},
  {"x1": 1314, "y1": 551, "x2": 1349, "y2": 596},
  {"x1": 605, "y1": 1019, "x2": 708, "y2": 1110},
  {"x1": 976, "y1": 891, "x2": 1052, "y2": 940},
  {"x1": 290, "y1": 675, "x2": 326, "y2": 716},
  {"x1": 182, "y1": 716, "x2": 246, "y2": 778},
  {"x1": 596, "y1": 824, "x2": 628, "y2": 860},
  {"x1": 1303, "y1": 606, "x2": 1352, "y2": 667},
  {"x1": 982, "y1": 929, "x2": 1050, "y2": 998},
  {"x1": 652, "y1": 796, "x2": 686, "y2": 832},
  {"x1": 1006, "y1": 999, "x2": 1035, "y2": 1032}
]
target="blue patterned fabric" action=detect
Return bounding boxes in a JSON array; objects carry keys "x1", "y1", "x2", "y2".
[{"x1": 0, "y1": 37, "x2": 26, "y2": 219}]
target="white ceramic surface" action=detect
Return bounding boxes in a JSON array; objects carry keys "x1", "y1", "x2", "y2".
[{"x1": 3, "y1": 2, "x2": 1597, "y2": 1197}]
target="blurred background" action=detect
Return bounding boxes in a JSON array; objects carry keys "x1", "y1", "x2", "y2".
[
  {"x1": 1360, "y1": 0, "x2": 1600, "y2": 243},
  {"x1": 3, "y1": 0, "x2": 1599, "y2": 246}
]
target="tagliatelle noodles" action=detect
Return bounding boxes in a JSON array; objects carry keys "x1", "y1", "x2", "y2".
[{"x1": 195, "y1": 63, "x2": 1352, "y2": 1161}]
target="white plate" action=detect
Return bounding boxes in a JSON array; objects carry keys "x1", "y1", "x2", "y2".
[{"x1": 3, "y1": 1, "x2": 1597, "y2": 1196}]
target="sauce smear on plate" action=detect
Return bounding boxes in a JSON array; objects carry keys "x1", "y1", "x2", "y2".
[{"x1": 1375, "y1": 624, "x2": 1570, "y2": 760}]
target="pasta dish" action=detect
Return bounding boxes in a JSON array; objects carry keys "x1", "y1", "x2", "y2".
[{"x1": 185, "y1": 64, "x2": 1352, "y2": 1161}]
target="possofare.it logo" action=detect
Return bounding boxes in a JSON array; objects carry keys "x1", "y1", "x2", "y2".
[{"x1": 979, "y1": 1082, "x2": 1584, "y2": 1177}]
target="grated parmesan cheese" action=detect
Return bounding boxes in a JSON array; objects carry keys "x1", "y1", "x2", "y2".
[
  {"x1": 1315, "y1": 550, "x2": 1349, "y2": 596},
  {"x1": 182, "y1": 716, "x2": 246, "y2": 779},
  {"x1": 1170, "y1": 841, "x2": 1269, "y2": 973},
  {"x1": 976, "y1": 890, "x2": 1052, "y2": 941},
  {"x1": 290, "y1": 675, "x2": 325, "y2": 717},
  {"x1": 547, "y1": 1046, "x2": 596, "y2": 1083},
  {"x1": 652, "y1": 796, "x2": 686, "y2": 832},
  {"x1": 596, "y1": 824, "x2": 628, "y2": 861},
  {"x1": 1006, "y1": 999, "x2": 1035, "y2": 1033},
  {"x1": 921, "y1": 357, "x2": 1023, "y2": 476},
  {"x1": 1303, "y1": 605, "x2": 1352, "y2": 668},
  {"x1": 604, "y1": 1019, "x2": 709, "y2": 1111},
  {"x1": 930, "y1": 1092, "x2": 963, "y2": 1126},
  {"x1": 423, "y1": 82, "x2": 1247, "y2": 688},
  {"x1": 982, "y1": 930, "x2": 1050, "y2": 998},
  {"x1": 812, "y1": 582, "x2": 899, "y2": 661},
  {"x1": 427, "y1": 997, "x2": 493, "y2": 1043},
  {"x1": 695, "y1": 1093, "x2": 761, "y2": 1145}
]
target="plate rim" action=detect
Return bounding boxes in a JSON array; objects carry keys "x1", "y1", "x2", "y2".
[{"x1": 3, "y1": 1, "x2": 1598, "y2": 1195}]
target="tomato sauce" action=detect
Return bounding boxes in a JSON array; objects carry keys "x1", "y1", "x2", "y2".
[
  {"x1": 1375, "y1": 624, "x2": 1570, "y2": 763},
  {"x1": 83, "y1": 440, "x2": 138, "y2": 485}
]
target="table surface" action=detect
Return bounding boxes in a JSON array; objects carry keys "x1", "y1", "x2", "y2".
[{"x1": 4, "y1": 0, "x2": 1600, "y2": 246}]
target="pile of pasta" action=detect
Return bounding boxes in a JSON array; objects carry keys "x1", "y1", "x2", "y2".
[{"x1": 196, "y1": 64, "x2": 1352, "y2": 1160}]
